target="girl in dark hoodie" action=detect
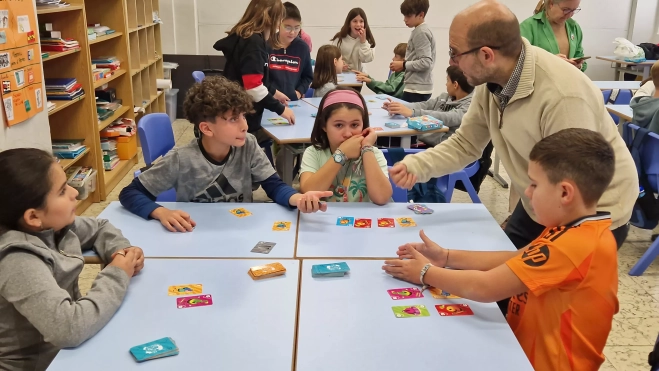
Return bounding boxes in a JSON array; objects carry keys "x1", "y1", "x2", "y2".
[{"x1": 213, "y1": 0, "x2": 295, "y2": 145}]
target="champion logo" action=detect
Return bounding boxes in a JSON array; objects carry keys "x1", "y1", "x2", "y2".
[
  {"x1": 269, "y1": 54, "x2": 301, "y2": 73},
  {"x1": 270, "y1": 55, "x2": 299, "y2": 65}
]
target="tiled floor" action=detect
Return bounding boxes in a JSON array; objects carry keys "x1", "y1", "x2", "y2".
[{"x1": 80, "y1": 119, "x2": 659, "y2": 370}]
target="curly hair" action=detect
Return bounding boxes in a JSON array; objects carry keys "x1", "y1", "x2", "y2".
[{"x1": 183, "y1": 76, "x2": 254, "y2": 128}]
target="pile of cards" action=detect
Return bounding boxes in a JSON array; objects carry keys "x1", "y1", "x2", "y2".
[
  {"x1": 384, "y1": 122, "x2": 400, "y2": 129},
  {"x1": 130, "y1": 337, "x2": 179, "y2": 362},
  {"x1": 251, "y1": 241, "x2": 276, "y2": 254},
  {"x1": 407, "y1": 203, "x2": 434, "y2": 214},
  {"x1": 267, "y1": 117, "x2": 291, "y2": 126},
  {"x1": 311, "y1": 262, "x2": 350, "y2": 277},
  {"x1": 230, "y1": 208, "x2": 251, "y2": 218},
  {"x1": 248, "y1": 262, "x2": 286, "y2": 280}
]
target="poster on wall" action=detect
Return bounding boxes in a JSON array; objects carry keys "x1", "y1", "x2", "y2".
[{"x1": 0, "y1": 0, "x2": 44, "y2": 127}]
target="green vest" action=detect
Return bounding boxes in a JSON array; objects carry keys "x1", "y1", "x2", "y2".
[{"x1": 519, "y1": 11, "x2": 587, "y2": 72}]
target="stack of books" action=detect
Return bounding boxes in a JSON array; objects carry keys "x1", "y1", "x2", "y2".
[
  {"x1": 52, "y1": 139, "x2": 86, "y2": 159},
  {"x1": 96, "y1": 101, "x2": 121, "y2": 122},
  {"x1": 87, "y1": 24, "x2": 116, "y2": 40},
  {"x1": 47, "y1": 101, "x2": 56, "y2": 112},
  {"x1": 45, "y1": 78, "x2": 84, "y2": 100},
  {"x1": 100, "y1": 138, "x2": 119, "y2": 170},
  {"x1": 92, "y1": 56, "x2": 120, "y2": 71},
  {"x1": 36, "y1": 0, "x2": 71, "y2": 8},
  {"x1": 100, "y1": 118, "x2": 136, "y2": 137},
  {"x1": 40, "y1": 33, "x2": 79, "y2": 52}
]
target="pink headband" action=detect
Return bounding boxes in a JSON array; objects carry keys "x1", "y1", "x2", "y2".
[{"x1": 322, "y1": 90, "x2": 364, "y2": 110}]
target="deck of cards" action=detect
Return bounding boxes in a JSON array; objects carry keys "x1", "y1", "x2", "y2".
[
  {"x1": 407, "y1": 203, "x2": 434, "y2": 214},
  {"x1": 251, "y1": 241, "x2": 276, "y2": 254},
  {"x1": 248, "y1": 262, "x2": 287, "y2": 280},
  {"x1": 130, "y1": 337, "x2": 179, "y2": 362},
  {"x1": 311, "y1": 262, "x2": 350, "y2": 277},
  {"x1": 385, "y1": 122, "x2": 400, "y2": 129}
]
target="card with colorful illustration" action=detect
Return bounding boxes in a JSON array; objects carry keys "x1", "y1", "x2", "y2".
[
  {"x1": 429, "y1": 288, "x2": 461, "y2": 299},
  {"x1": 230, "y1": 208, "x2": 252, "y2": 218},
  {"x1": 251, "y1": 241, "x2": 276, "y2": 254},
  {"x1": 272, "y1": 221, "x2": 291, "y2": 231},
  {"x1": 176, "y1": 294, "x2": 213, "y2": 309},
  {"x1": 377, "y1": 218, "x2": 395, "y2": 228},
  {"x1": 248, "y1": 262, "x2": 287, "y2": 280},
  {"x1": 130, "y1": 337, "x2": 179, "y2": 362},
  {"x1": 388, "y1": 287, "x2": 424, "y2": 300},
  {"x1": 354, "y1": 218, "x2": 372, "y2": 228},
  {"x1": 267, "y1": 117, "x2": 290, "y2": 126},
  {"x1": 396, "y1": 217, "x2": 417, "y2": 227},
  {"x1": 407, "y1": 203, "x2": 434, "y2": 214},
  {"x1": 168, "y1": 284, "x2": 203, "y2": 296},
  {"x1": 435, "y1": 304, "x2": 474, "y2": 316},
  {"x1": 336, "y1": 216, "x2": 355, "y2": 226},
  {"x1": 392, "y1": 305, "x2": 430, "y2": 318}
]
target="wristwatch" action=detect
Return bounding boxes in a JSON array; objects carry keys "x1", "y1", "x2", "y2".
[
  {"x1": 333, "y1": 148, "x2": 347, "y2": 165},
  {"x1": 361, "y1": 145, "x2": 375, "y2": 155},
  {"x1": 420, "y1": 263, "x2": 433, "y2": 291}
]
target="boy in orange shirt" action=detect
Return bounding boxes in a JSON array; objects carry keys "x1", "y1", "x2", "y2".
[{"x1": 382, "y1": 128, "x2": 619, "y2": 371}]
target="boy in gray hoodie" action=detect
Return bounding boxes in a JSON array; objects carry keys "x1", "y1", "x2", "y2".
[
  {"x1": 0, "y1": 148, "x2": 143, "y2": 371},
  {"x1": 631, "y1": 61, "x2": 659, "y2": 134},
  {"x1": 390, "y1": 0, "x2": 435, "y2": 103},
  {"x1": 384, "y1": 66, "x2": 474, "y2": 146}
]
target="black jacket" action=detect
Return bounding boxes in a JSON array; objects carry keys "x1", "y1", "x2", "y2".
[
  {"x1": 267, "y1": 37, "x2": 313, "y2": 100},
  {"x1": 214, "y1": 33, "x2": 285, "y2": 133}
]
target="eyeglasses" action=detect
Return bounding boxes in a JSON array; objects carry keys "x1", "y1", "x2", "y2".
[
  {"x1": 561, "y1": 7, "x2": 581, "y2": 15},
  {"x1": 283, "y1": 25, "x2": 301, "y2": 33},
  {"x1": 449, "y1": 45, "x2": 501, "y2": 62}
]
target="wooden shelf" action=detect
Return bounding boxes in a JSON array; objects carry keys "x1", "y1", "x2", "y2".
[
  {"x1": 75, "y1": 196, "x2": 94, "y2": 216},
  {"x1": 128, "y1": 23, "x2": 155, "y2": 33},
  {"x1": 89, "y1": 32, "x2": 123, "y2": 45},
  {"x1": 130, "y1": 57, "x2": 160, "y2": 76},
  {"x1": 93, "y1": 69, "x2": 126, "y2": 89},
  {"x1": 37, "y1": 4, "x2": 83, "y2": 14},
  {"x1": 104, "y1": 155, "x2": 136, "y2": 188},
  {"x1": 98, "y1": 105, "x2": 130, "y2": 131},
  {"x1": 48, "y1": 95, "x2": 85, "y2": 116},
  {"x1": 58, "y1": 148, "x2": 90, "y2": 171},
  {"x1": 42, "y1": 48, "x2": 81, "y2": 62}
]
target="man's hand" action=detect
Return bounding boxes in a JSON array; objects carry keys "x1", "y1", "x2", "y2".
[{"x1": 389, "y1": 163, "x2": 417, "y2": 189}]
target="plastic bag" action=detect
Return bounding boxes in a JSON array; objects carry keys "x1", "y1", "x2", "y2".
[{"x1": 613, "y1": 37, "x2": 646, "y2": 62}]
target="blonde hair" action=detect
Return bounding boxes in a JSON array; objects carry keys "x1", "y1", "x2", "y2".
[
  {"x1": 534, "y1": 0, "x2": 565, "y2": 15},
  {"x1": 228, "y1": 0, "x2": 285, "y2": 48},
  {"x1": 651, "y1": 61, "x2": 659, "y2": 88}
]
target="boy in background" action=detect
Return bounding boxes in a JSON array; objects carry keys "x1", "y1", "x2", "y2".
[
  {"x1": 390, "y1": 0, "x2": 435, "y2": 103},
  {"x1": 355, "y1": 43, "x2": 406, "y2": 99}
]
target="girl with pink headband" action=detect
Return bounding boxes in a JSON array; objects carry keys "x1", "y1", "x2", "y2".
[{"x1": 299, "y1": 88, "x2": 392, "y2": 204}]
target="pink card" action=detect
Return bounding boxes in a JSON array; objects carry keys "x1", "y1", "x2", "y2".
[
  {"x1": 176, "y1": 294, "x2": 213, "y2": 309},
  {"x1": 387, "y1": 287, "x2": 424, "y2": 300}
]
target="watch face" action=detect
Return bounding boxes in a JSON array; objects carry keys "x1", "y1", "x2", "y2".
[{"x1": 333, "y1": 154, "x2": 343, "y2": 163}]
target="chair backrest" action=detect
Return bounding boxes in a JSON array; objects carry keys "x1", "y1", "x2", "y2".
[
  {"x1": 602, "y1": 90, "x2": 612, "y2": 103},
  {"x1": 305, "y1": 87, "x2": 315, "y2": 98},
  {"x1": 463, "y1": 161, "x2": 480, "y2": 177},
  {"x1": 629, "y1": 123, "x2": 659, "y2": 193},
  {"x1": 192, "y1": 71, "x2": 205, "y2": 83},
  {"x1": 138, "y1": 113, "x2": 176, "y2": 166},
  {"x1": 380, "y1": 148, "x2": 424, "y2": 166},
  {"x1": 615, "y1": 89, "x2": 633, "y2": 105},
  {"x1": 388, "y1": 166, "x2": 408, "y2": 202}
]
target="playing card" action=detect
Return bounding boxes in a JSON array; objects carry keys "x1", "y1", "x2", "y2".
[
  {"x1": 354, "y1": 218, "x2": 372, "y2": 228},
  {"x1": 407, "y1": 203, "x2": 434, "y2": 214},
  {"x1": 396, "y1": 217, "x2": 417, "y2": 227},
  {"x1": 130, "y1": 337, "x2": 179, "y2": 362},
  {"x1": 368, "y1": 99, "x2": 376, "y2": 103},
  {"x1": 377, "y1": 218, "x2": 395, "y2": 228},
  {"x1": 251, "y1": 241, "x2": 276, "y2": 254},
  {"x1": 435, "y1": 304, "x2": 474, "y2": 316},
  {"x1": 230, "y1": 208, "x2": 252, "y2": 218},
  {"x1": 168, "y1": 284, "x2": 203, "y2": 296},
  {"x1": 388, "y1": 287, "x2": 424, "y2": 300},
  {"x1": 311, "y1": 113, "x2": 317, "y2": 117},
  {"x1": 267, "y1": 117, "x2": 290, "y2": 126},
  {"x1": 375, "y1": 96, "x2": 388, "y2": 100},
  {"x1": 272, "y1": 221, "x2": 291, "y2": 231},
  {"x1": 176, "y1": 294, "x2": 213, "y2": 309},
  {"x1": 311, "y1": 262, "x2": 350, "y2": 277},
  {"x1": 336, "y1": 217, "x2": 355, "y2": 226},
  {"x1": 372, "y1": 127, "x2": 384, "y2": 132},
  {"x1": 429, "y1": 288, "x2": 461, "y2": 299},
  {"x1": 392, "y1": 305, "x2": 430, "y2": 318},
  {"x1": 248, "y1": 262, "x2": 287, "y2": 280},
  {"x1": 385, "y1": 122, "x2": 400, "y2": 129},
  {"x1": 288, "y1": 103, "x2": 300, "y2": 107}
]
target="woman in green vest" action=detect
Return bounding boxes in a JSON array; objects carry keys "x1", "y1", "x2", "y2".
[{"x1": 520, "y1": 0, "x2": 587, "y2": 71}]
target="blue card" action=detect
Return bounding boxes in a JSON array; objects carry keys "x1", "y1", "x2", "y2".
[
  {"x1": 311, "y1": 113, "x2": 316, "y2": 117},
  {"x1": 375, "y1": 96, "x2": 388, "y2": 100},
  {"x1": 336, "y1": 217, "x2": 354, "y2": 226},
  {"x1": 130, "y1": 337, "x2": 179, "y2": 362},
  {"x1": 312, "y1": 262, "x2": 350, "y2": 277}
]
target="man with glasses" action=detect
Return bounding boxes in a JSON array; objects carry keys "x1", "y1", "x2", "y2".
[
  {"x1": 267, "y1": 2, "x2": 313, "y2": 101},
  {"x1": 390, "y1": 0, "x2": 636, "y2": 254},
  {"x1": 521, "y1": 0, "x2": 587, "y2": 71}
]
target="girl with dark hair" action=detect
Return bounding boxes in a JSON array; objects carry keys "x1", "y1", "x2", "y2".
[
  {"x1": 0, "y1": 148, "x2": 143, "y2": 371},
  {"x1": 330, "y1": 7, "x2": 376, "y2": 73},
  {"x1": 311, "y1": 45, "x2": 343, "y2": 97},
  {"x1": 299, "y1": 88, "x2": 392, "y2": 204}
]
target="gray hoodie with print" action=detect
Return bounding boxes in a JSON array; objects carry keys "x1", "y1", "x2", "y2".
[
  {"x1": 0, "y1": 217, "x2": 132, "y2": 371},
  {"x1": 631, "y1": 95, "x2": 659, "y2": 134},
  {"x1": 405, "y1": 92, "x2": 474, "y2": 146}
]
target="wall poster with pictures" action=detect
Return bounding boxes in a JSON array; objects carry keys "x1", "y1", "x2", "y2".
[{"x1": 0, "y1": 0, "x2": 43, "y2": 126}]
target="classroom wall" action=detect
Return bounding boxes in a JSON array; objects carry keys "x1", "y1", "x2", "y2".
[
  {"x1": 0, "y1": 0, "x2": 51, "y2": 151},
  {"x1": 160, "y1": 0, "x2": 636, "y2": 96}
]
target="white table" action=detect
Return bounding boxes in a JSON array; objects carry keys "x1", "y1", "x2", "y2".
[
  {"x1": 296, "y1": 203, "x2": 515, "y2": 259},
  {"x1": 606, "y1": 104, "x2": 633, "y2": 123},
  {"x1": 296, "y1": 259, "x2": 533, "y2": 371},
  {"x1": 596, "y1": 56, "x2": 658, "y2": 81},
  {"x1": 49, "y1": 259, "x2": 300, "y2": 370},
  {"x1": 303, "y1": 93, "x2": 407, "y2": 111},
  {"x1": 262, "y1": 100, "x2": 318, "y2": 144},
  {"x1": 96, "y1": 202, "x2": 299, "y2": 258},
  {"x1": 337, "y1": 72, "x2": 361, "y2": 87},
  {"x1": 592, "y1": 80, "x2": 641, "y2": 90}
]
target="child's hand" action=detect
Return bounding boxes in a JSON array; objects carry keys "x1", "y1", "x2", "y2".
[
  {"x1": 151, "y1": 207, "x2": 196, "y2": 232},
  {"x1": 111, "y1": 247, "x2": 145, "y2": 276},
  {"x1": 274, "y1": 90, "x2": 290, "y2": 104},
  {"x1": 397, "y1": 230, "x2": 449, "y2": 267},
  {"x1": 387, "y1": 102, "x2": 413, "y2": 117},
  {"x1": 281, "y1": 107, "x2": 296, "y2": 124},
  {"x1": 356, "y1": 28, "x2": 367, "y2": 43},
  {"x1": 342, "y1": 62, "x2": 351, "y2": 72},
  {"x1": 389, "y1": 60, "x2": 404, "y2": 72},
  {"x1": 382, "y1": 244, "x2": 432, "y2": 284},
  {"x1": 389, "y1": 163, "x2": 417, "y2": 189},
  {"x1": 295, "y1": 191, "x2": 333, "y2": 213},
  {"x1": 355, "y1": 74, "x2": 371, "y2": 83},
  {"x1": 381, "y1": 98, "x2": 392, "y2": 110},
  {"x1": 108, "y1": 248, "x2": 140, "y2": 278},
  {"x1": 296, "y1": 91, "x2": 302, "y2": 99},
  {"x1": 338, "y1": 135, "x2": 364, "y2": 159},
  {"x1": 361, "y1": 127, "x2": 377, "y2": 147}
]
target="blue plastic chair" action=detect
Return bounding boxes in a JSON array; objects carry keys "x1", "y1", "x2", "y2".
[
  {"x1": 602, "y1": 90, "x2": 612, "y2": 103},
  {"x1": 137, "y1": 113, "x2": 177, "y2": 201},
  {"x1": 133, "y1": 169, "x2": 176, "y2": 202},
  {"x1": 625, "y1": 123, "x2": 659, "y2": 275},
  {"x1": 606, "y1": 89, "x2": 633, "y2": 124},
  {"x1": 381, "y1": 149, "x2": 482, "y2": 203},
  {"x1": 192, "y1": 71, "x2": 205, "y2": 83},
  {"x1": 305, "y1": 87, "x2": 315, "y2": 98}
]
